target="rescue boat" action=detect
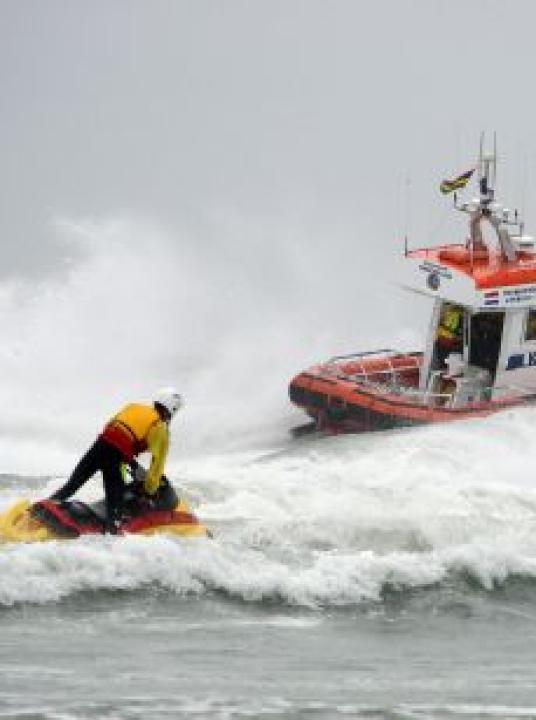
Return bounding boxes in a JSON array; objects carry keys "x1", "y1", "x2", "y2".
[
  {"x1": 0, "y1": 478, "x2": 209, "y2": 543},
  {"x1": 290, "y1": 136, "x2": 536, "y2": 432}
]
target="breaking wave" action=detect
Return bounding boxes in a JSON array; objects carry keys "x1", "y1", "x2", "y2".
[
  {"x1": 0, "y1": 214, "x2": 420, "y2": 475},
  {"x1": 1, "y1": 214, "x2": 536, "y2": 609},
  {"x1": 2, "y1": 407, "x2": 536, "y2": 607}
]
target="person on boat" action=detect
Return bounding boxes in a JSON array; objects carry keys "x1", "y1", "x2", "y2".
[
  {"x1": 436, "y1": 304, "x2": 463, "y2": 368},
  {"x1": 526, "y1": 309, "x2": 536, "y2": 342},
  {"x1": 50, "y1": 387, "x2": 183, "y2": 533}
]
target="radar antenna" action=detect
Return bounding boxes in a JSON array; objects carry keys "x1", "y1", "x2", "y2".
[{"x1": 454, "y1": 132, "x2": 521, "y2": 262}]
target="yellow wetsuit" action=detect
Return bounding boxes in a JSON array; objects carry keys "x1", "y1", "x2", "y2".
[{"x1": 143, "y1": 420, "x2": 169, "y2": 495}]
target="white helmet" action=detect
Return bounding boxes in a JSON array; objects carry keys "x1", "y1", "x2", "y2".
[{"x1": 154, "y1": 387, "x2": 183, "y2": 419}]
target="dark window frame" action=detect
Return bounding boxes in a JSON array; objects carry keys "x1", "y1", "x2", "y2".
[{"x1": 525, "y1": 308, "x2": 536, "y2": 342}]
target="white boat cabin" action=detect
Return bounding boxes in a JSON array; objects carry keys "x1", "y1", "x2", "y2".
[{"x1": 402, "y1": 139, "x2": 536, "y2": 407}]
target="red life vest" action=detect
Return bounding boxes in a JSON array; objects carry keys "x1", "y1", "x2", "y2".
[{"x1": 100, "y1": 403, "x2": 161, "y2": 461}]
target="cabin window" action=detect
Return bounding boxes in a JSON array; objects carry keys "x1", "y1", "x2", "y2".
[
  {"x1": 469, "y1": 311, "x2": 504, "y2": 378},
  {"x1": 526, "y1": 309, "x2": 536, "y2": 341}
]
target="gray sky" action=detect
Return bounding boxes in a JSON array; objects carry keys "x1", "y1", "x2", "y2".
[
  {"x1": 2, "y1": 0, "x2": 535, "y2": 276},
  {"x1": 2, "y1": 0, "x2": 536, "y2": 468}
]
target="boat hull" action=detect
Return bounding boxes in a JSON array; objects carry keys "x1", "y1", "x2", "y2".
[{"x1": 289, "y1": 351, "x2": 527, "y2": 433}]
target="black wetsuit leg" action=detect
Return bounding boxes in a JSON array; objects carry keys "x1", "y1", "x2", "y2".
[
  {"x1": 51, "y1": 438, "x2": 126, "y2": 527},
  {"x1": 100, "y1": 445, "x2": 125, "y2": 524},
  {"x1": 51, "y1": 439, "x2": 104, "y2": 501}
]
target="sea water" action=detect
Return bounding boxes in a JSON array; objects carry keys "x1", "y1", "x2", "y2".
[{"x1": 2, "y1": 409, "x2": 536, "y2": 719}]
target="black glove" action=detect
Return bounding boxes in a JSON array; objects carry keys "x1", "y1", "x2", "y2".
[
  {"x1": 105, "y1": 517, "x2": 122, "y2": 535},
  {"x1": 139, "y1": 493, "x2": 156, "y2": 512},
  {"x1": 129, "y1": 460, "x2": 147, "y2": 484}
]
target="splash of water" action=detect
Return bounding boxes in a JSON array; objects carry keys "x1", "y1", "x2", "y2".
[
  {"x1": 0, "y1": 214, "x2": 424, "y2": 473},
  {"x1": 2, "y1": 407, "x2": 536, "y2": 607}
]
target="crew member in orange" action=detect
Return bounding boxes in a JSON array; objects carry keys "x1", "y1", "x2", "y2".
[{"x1": 51, "y1": 387, "x2": 183, "y2": 533}]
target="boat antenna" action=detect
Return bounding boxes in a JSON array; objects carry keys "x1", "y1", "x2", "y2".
[
  {"x1": 452, "y1": 133, "x2": 517, "y2": 261},
  {"x1": 520, "y1": 145, "x2": 527, "y2": 234},
  {"x1": 478, "y1": 131, "x2": 485, "y2": 203},
  {"x1": 478, "y1": 130, "x2": 495, "y2": 207},
  {"x1": 403, "y1": 174, "x2": 411, "y2": 256},
  {"x1": 492, "y1": 130, "x2": 497, "y2": 190}
]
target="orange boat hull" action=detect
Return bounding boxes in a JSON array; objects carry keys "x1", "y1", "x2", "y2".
[{"x1": 289, "y1": 351, "x2": 528, "y2": 433}]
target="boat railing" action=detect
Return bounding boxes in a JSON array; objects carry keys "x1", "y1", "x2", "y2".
[
  {"x1": 327, "y1": 348, "x2": 413, "y2": 363},
  {"x1": 349, "y1": 378, "x2": 532, "y2": 408},
  {"x1": 324, "y1": 349, "x2": 422, "y2": 392},
  {"x1": 324, "y1": 351, "x2": 536, "y2": 408}
]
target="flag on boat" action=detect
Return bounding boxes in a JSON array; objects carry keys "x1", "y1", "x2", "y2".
[{"x1": 440, "y1": 168, "x2": 475, "y2": 194}]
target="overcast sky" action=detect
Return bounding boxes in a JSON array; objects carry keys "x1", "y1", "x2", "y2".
[
  {"x1": 2, "y1": 0, "x2": 536, "y2": 468},
  {"x1": 2, "y1": 0, "x2": 536, "y2": 276}
]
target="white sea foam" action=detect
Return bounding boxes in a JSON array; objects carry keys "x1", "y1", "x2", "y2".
[
  {"x1": 1, "y1": 216, "x2": 536, "y2": 606},
  {"x1": 0, "y1": 215, "x2": 421, "y2": 476},
  {"x1": 2, "y1": 407, "x2": 536, "y2": 606}
]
